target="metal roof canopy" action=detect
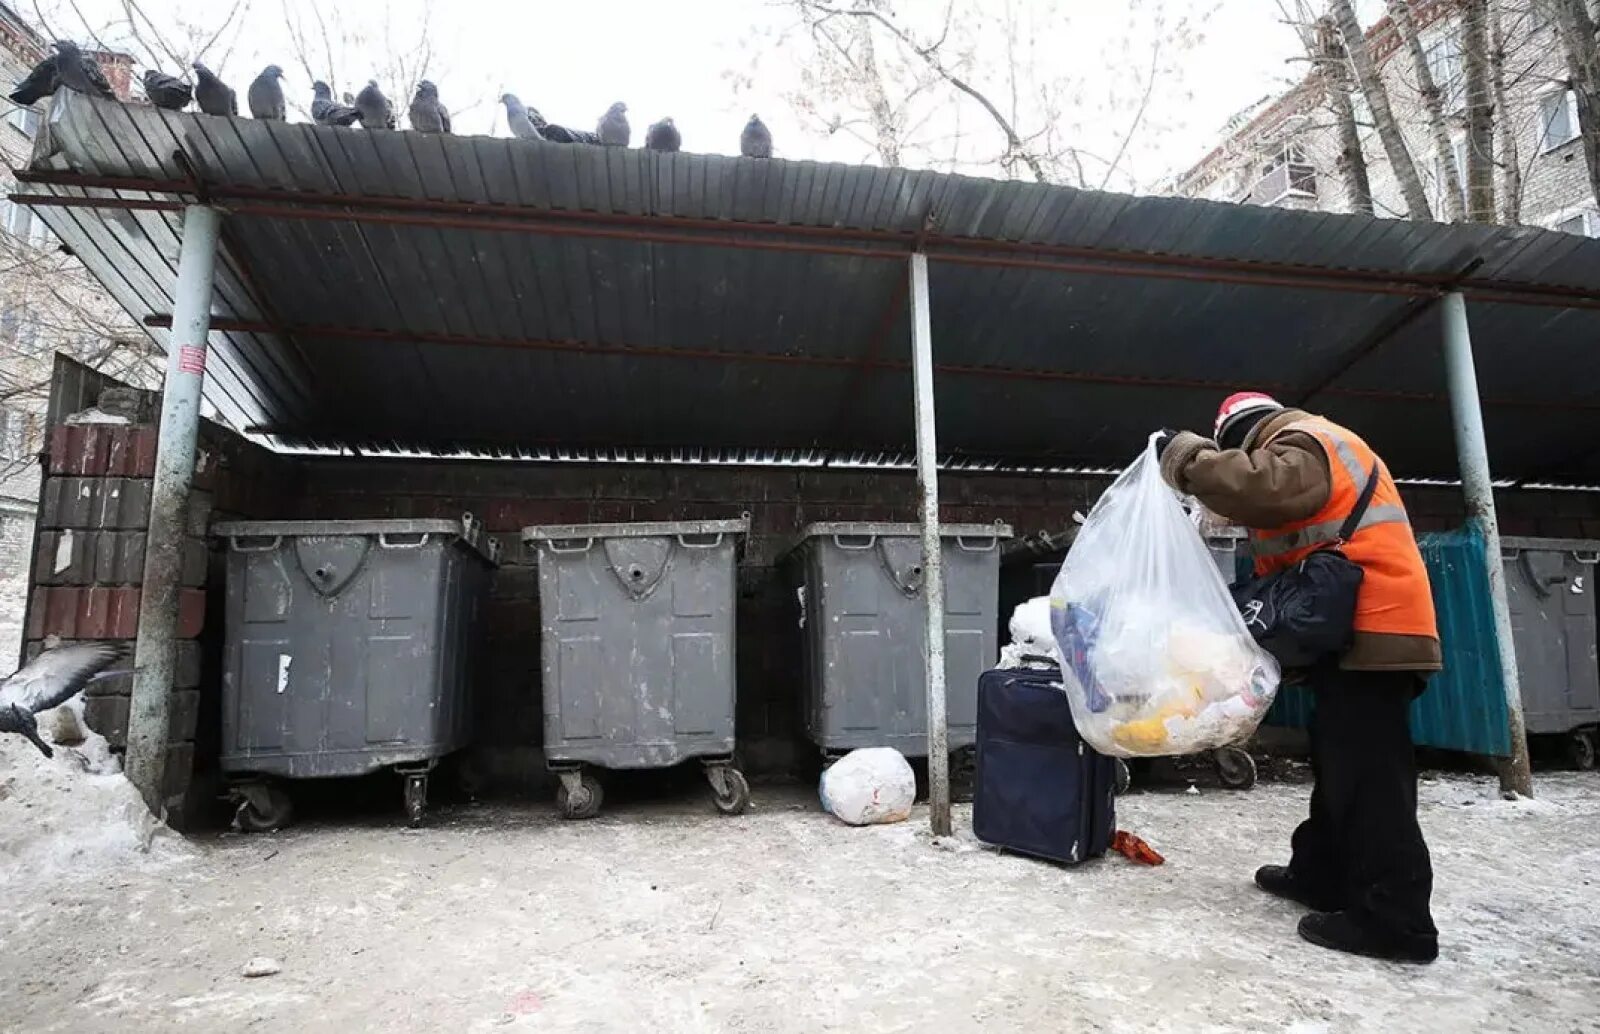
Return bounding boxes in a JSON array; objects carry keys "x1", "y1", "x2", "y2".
[{"x1": 14, "y1": 94, "x2": 1600, "y2": 483}]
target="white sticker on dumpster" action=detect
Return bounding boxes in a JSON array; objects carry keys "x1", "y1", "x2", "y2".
[
  {"x1": 53, "y1": 529, "x2": 73, "y2": 574},
  {"x1": 277, "y1": 654, "x2": 291, "y2": 694}
]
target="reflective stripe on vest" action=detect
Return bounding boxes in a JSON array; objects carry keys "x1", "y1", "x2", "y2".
[{"x1": 1250, "y1": 419, "x2": 1414, "y2": 558}]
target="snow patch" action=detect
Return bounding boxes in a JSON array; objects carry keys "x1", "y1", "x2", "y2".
[{"x1": 0, "y1": 697, "x2": 189, "y2": 893}]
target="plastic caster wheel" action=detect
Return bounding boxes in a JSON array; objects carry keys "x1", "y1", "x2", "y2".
[
  {"x1": 1214, "y1": 747, "x2": 1257, "y2": 790},
  {"x1": 1114, "y1": 759, "x2": 1132, "y2": 796},
  {"x1": 556, "y1": 772, "x2": 604, "y2": 820},
  {"x1": 404, "y1": 775, "x2": 428, "y2": 828},
  {"x1": 235, "y1": 785, "x2": 293, "y2": 833},
  {"x1": 709, "y1": 767, "x2": 751, "y2": 816},
  {"x1": 1567, "y1": 730, "x2": 1597, "y2": 771}
]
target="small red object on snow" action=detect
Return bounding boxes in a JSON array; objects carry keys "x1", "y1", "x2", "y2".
[{"x1": 1112, "y1": 830, "x2": 1165, "y2": 866}]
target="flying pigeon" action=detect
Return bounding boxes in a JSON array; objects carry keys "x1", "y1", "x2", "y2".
[
  {"x1": 0, "y1": 643, "x2": 125, "y2": 758},
  {"x1": 141, "y1": 69, "x2": 192, "y2": 110},
  {"x1": 741, "y1": 115, "x2": 772, "y2": 159},
  {"x1": 51, "y1": 41, "x2": 114, "y2": 100},
  {"x1": 355, "y1": 79, "x2": 395, "y2": 129},
  {"x1": 645, "y1": 117, "x2": 680, "y2": 152},
  {"x1": 8, "y1": 53, "x2": 60, "y2": 106},
  {"x1": 246, "y1": 64, "x2": 286, "y2": 120},
  {"x1": 409, "y1": 80, "x2": 450, "y2": 133},
  {"x1": 528, "y1": 104, "x2": 599, "y2": 144},
  {"x1": 597, "y1": 102, "x2": 629, "y2": 146},
  {"x1": 192, "y1": 62, "x2": 237, "y2": 116},
  {"x1": 310, "y1": 81, "x2": 361, "y2": 126},
  {"x1": 499, "y1": 93, "x2": 543, "y2": 140}
]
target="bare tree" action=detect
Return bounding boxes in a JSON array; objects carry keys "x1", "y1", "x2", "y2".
[
  {"x1": 1461, "y1": 0, "x2": 1498, "y2": 221},
  {"x1": 1331, "y1": 0, "x2": 1435, "y2": 220},
  {"x1": 1490, "y1": 0, "x2": 1523, "y2": 223},
  {"x1": 1389, "y1": 0, "x2": 1466, "y2": 220},
  {"x1": 1548, "y1": 0, "x2": 1600, "y2": 207}
]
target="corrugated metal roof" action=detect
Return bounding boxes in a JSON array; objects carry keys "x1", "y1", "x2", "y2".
[{"x1": 15, "y1": 94, "x2": 1600, "y2": 480}]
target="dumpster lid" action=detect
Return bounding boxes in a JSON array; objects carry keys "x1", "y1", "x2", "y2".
[
  {"x1": 1500, "y1": 535, "x2": 1600, "y2": 555},
  {"x1": 522, "y1": 517, "x2": 751, "y2": 543},
  {"x1": 213, "y1": 518, "x2": 498, "y2": 564},
  {"x1": 797, "y1": 521, "x2": 1013, "y2": 540}
]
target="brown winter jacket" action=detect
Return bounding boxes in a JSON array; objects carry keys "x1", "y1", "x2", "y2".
[{"x1": 1160, "y1": 408, "x2": 1442, "y2": 673}]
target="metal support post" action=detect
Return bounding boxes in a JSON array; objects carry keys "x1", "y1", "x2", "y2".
[
  {"x1": 1440, "y1": 290, "x2": 1533, "y2": 798},
  {"x1": 908, "y1": 252, "x2": 951, "y2": 836},
  {"x1": 126, "y1": 204, "x2": 222, "y2": 813}
]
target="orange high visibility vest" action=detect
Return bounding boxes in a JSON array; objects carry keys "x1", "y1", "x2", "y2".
[{"x1": 1251, "y1": 417, "x2": 1438, "y2": 640}]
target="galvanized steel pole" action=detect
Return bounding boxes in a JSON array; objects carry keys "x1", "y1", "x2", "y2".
[
  {"x1": 126, "y1": 205, "x2": 222, "y2": 813},
  {"x1": 1440, "y1": 290, "x2": 1533, "y2": 798},
  {"x1": 908, "y1": 253, "x2": 952, "y2": 836}
]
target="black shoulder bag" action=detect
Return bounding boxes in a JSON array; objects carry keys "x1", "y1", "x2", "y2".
[{"x1": 1230, "y1": 461, "x2": 1380, "y2": 669}]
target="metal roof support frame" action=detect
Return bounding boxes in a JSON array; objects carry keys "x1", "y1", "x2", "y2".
[
  {"x1": 1441, "y1": 290, "x2": 1533, "y2": 799},
  {"x1": 126, "y1": 204, "x2": 222, "y2": 813},
  {"x1": 909, "y1": 252, "x2": 952, "y2": 836}
]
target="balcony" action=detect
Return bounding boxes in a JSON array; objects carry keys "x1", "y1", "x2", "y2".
[{"x1": 1248, "y1": 162, "x2": 1318, "y2": 207}]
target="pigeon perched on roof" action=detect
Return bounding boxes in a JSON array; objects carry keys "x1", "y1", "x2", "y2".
[
  {"x1": 597, "y1": 102, "x2": 629, "y2": 146},
  {"x1": 311, "y1": 80, "x2": 361, "y2": 126},
  {"x1": 355, "y1": 79, "x2": 395, "y2": 129},
  {"x1": 409, "y1": 80, "x2": 450, "y2": 133},
  {"x1": 8, "y1": 53, "x2": 60, "y2": 106},
  {"x1": 528, "y1": 104, "x2": 599, "y2": 144},
  {"x1": 246, "y1": 64, "x2": 286, "y2": 120},
  {"x1": 499, "y1": 93, "x2": 543, "y2": 140},
  {"x1": 0, "y1": 643, "x2": 124, "y2": 758},
  {"x1": 52, "y1": 41, "x2": 114, "y2": 100},
  {"x1": 645, "y1": 117, "x2": 680, "y2": 152},
  {"x1": 192, "y1": 62, "x2": 237, "y2": 116},
  {"x1": 140, "y1": 69, "x2": 192, "y2": 110},
  {"x1": 741, "y1": 115, "x2": 772, "y2": 159}
]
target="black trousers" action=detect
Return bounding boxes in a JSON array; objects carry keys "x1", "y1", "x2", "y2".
[{"x1": 1289, "y1": 666, "x2": 1438, "y2": 943}]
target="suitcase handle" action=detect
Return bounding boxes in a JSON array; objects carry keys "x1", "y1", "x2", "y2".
[
  {"x1": 229, "y1": 534, "x2": 282, "y2": 553},
  {"x1": 1020, "y1": 653, "x2": 1059, "y2": 667}
]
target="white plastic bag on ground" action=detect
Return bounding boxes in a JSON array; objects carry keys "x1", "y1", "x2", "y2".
[
  {"x1": 1048, "y1": 438, "x2": 1280, "y2": 757},
  {"x1": 819, "y1": 747, "x2": 916, "y2": 825},
  {"x1": 998, "y1": 596, "x2": 1062, "y2": 669}
]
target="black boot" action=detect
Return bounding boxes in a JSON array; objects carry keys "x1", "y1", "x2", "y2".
[
  {"x1": 1255, "y1": 865, "x2": 1342, "y2": 912},
  {"x1": 1298, "y1": 912, "x2": 1438, "y2": 965}
]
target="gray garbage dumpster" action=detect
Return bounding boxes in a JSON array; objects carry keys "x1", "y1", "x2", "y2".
[
  {"x1": 522, "y1": 517, "x2": 749, "y2": 819},
  {"x1": 1503, "y1": 537, "x2": 1600, "y2": 768},
  {"x1": 787, "y1": 522, "x2": 1010, "y2": 767},
  {"x1": 214, "y1": 517, "x2": 497, "y2": 830}
]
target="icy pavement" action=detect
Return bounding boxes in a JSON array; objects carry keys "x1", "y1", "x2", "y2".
[{"x1": 1, "y1": 773, "x2": 1596, "y2": 1033}]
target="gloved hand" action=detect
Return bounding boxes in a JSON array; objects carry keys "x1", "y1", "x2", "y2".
[{"x1": 1153, "y1": 428, "x2": 1178, "y2": 460}]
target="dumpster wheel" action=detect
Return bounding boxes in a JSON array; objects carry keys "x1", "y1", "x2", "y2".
[
  {"x1": 707, "y1": 765, "x2": 751, "y2": 816},
  {"x1": 1214, "y1": 747, "x2": 1257, "y2": 790},
  {"x1": 403, "y1": 773, "x2": 429, "y2": 827},
  {"x1": 556, "y1": 770, "x2": 604, "y2": 820},
  {"x1": 234, "y1": 783, "x2": 293, "y2": 833},
  {"x1": 1567, "y1": 729, "x2": 1597, "y2": 771}
]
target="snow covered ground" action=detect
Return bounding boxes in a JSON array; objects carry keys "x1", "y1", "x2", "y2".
[{"x1": 1, "y1": 768, "x2": 1597, "y2": 1033}]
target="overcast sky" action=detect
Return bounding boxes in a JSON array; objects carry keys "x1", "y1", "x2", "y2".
[{"x1": 31, "y1": 0, "x2": 1391, "y2": 190}]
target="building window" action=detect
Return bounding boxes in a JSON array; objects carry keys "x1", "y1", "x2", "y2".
[
  {"x1": 7, "y1": 106, "x2": 41, "y2": 139},
  {"x1": 1425, "y1": 31, "x2": 1465, "y2": 113},
  {"x1": 2, "y1": 199, "x2": 30, "y2": 240},
  {"x1": 0, "y1": 406, "x2": 35, "y2": 461},
  {"x1": 1538, "y1": 89, "x2": 1579, "y2": 152},
  {"x1": 1549, "y1": 209, "x2": 1598, "y2": 237}
]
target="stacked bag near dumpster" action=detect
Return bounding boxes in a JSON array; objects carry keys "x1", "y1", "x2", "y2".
[{"x1": 1049, "y1": 439, "x2": 1281, "y2": 758}]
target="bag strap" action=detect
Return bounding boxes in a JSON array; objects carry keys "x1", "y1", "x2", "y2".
[{"x1": 1337, "y1": 461, "x2": 1382, "y2": 544}]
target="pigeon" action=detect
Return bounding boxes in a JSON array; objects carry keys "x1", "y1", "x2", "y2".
[
  {"x1": 355, "y1": 79, "x2": 395, "y2": 129},
  {"x1": 645, "y1": 117, "x2": 680, "y2": 152},
  {"x1": 8, "y1": 53, "x2": 60, "y2": 106},
  {"x1": 530, "y1": 105, "x2": 599, "y2": 144},
  {"x1": 51, "y1": 41, "x2": 114, "y2": 100},
  {"x1": 499, "y1": 93, "x2": 543, "y2": 140},
  {"x1": 741, "y1": 114, "x2": 772, "y2": 158},
  {"x1": 597, "y1": 102, "x2": 629, "y2": 146},
  {"x1": 0, "y1": 643, "x2": 125, "y2": 758},
  {"x1": 246, "y1": 64, "x2": 286, "y2": 120},
  {"x1": 141, "y1": 69, "x2": 192, "y2": 110},
  {"x1": 192, "y1": 62, "x2": 237, "y2": 116},
  {"x1": 310, "y1": 81, "x2": 361, "y2": 126},
  {"x1": 408, "y1": 79, "x2": 450, "y2": 133}
]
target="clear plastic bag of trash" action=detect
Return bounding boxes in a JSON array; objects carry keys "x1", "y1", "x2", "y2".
[
  {"x1": 819, "y1": 747, "x2": 916, "y2": 825},
  {"x1": 1048, "y1": 437, "x2": 1280, "y2": 757}
]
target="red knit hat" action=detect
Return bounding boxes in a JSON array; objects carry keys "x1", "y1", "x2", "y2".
[{"x1": 1214, "y1": 392, "x2": 1283, "y2": 441}]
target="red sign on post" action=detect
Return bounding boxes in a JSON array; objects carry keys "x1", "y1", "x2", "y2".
[{"x1": 177, "y1": 345, "x2": 207, "y2": 375}]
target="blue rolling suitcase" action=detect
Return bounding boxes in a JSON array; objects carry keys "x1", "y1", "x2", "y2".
[{"x1": 972, "y1": 662, "x2": 1117, "y2": 864}]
